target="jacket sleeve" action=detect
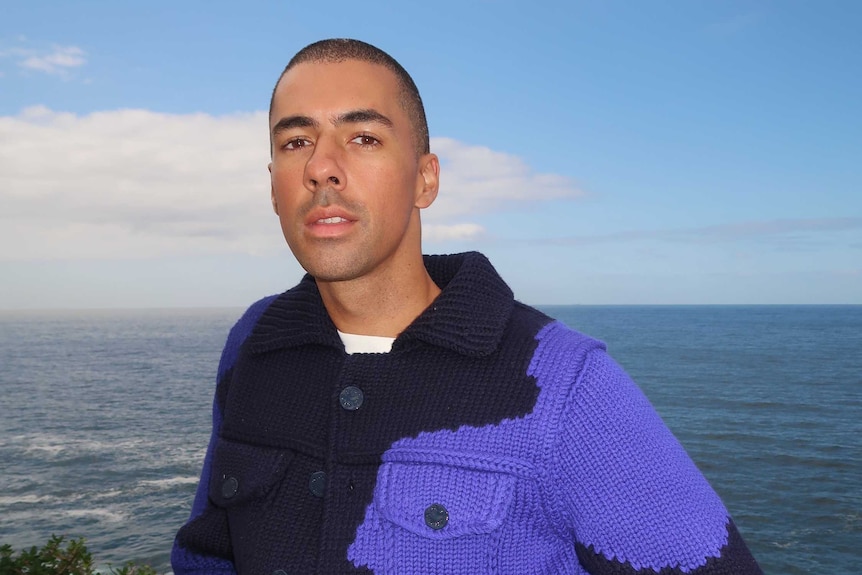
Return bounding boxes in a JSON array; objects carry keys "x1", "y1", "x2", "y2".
[
  {"x1": 545, "y1": 340, "x2": 762, "y2": 574},
  {"x1": 171, "y1": 296, "x2": 278, "y2": 575}
]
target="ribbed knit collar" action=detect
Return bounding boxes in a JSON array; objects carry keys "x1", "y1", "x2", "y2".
[{"x1": 245, "y1": 251, "x2": 514, "y2": 358}]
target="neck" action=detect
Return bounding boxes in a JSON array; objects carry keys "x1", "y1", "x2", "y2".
[{"x1": 316, "y1": 257, "x2": 441, "y2": 338}]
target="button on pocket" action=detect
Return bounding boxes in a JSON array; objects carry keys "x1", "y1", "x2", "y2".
[
  {"x1": 424, "y1": 503, "x2": 449, "y2": 530},
  {"x1": 221, "y1": 476, "x2": 239, "y2": 499},
  {"x1": 374, "y1": 460, "x2": 516, "y2": 539},
  {"x1": 208, "y1": 438, "x2": 294, "y2": 508},
  {"x1": 349, "y1": 453, "x2": 521, "y2": 573}
]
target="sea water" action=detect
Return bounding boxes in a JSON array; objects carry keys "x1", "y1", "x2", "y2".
[{"x1": 0, "y1": 305, "x2": 859, "y2": 574}]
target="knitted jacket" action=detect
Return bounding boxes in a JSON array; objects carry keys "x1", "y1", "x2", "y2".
[{"x1": 172, "y1": 251, "x2": 762, "y2": 575}]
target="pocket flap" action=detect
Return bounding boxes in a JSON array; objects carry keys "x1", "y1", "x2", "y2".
[
  {"x1": 208, "y1": 438, "x2": 294, "y2": 507},
  {"x1": 375, "y1": 461, "x2": 516, "y2": 539}
]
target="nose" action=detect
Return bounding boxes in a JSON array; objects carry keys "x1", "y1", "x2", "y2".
[{"x1": 305, "y1": 137, "x2": 346, "y2": 192}]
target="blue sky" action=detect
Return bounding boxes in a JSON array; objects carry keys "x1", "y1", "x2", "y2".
[{"x1": 1, "y1": 0, "x2": 860, "y2": 307}]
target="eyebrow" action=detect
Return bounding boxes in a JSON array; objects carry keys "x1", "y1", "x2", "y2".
[
  {"x1": 271, "y1": 108, "x2": 394, "y2": 138},
  {"x1": 271, "y1": 115, "x2": 318, "y2": 138},
  {"x1": 334, "y1": 108, "x2": 393, "y2": 128}
]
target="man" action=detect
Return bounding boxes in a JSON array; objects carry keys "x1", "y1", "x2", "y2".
[{"x1": 172, "y1": 39, "x2": 762, "y2": 574}]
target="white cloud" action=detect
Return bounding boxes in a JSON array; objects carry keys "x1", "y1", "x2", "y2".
[
  {"x1": 19, "y1": 45, "x2": 86, "y2": 74},
  {"x1": 428, "y1": 137, "x2": 584, "y2": 221},
  {"x1": 1, "y1": 107, "x2": 274, "y2": 261},
  {"x1": 424, "y1": 223, "x2": 486, "y2": 242},
  {"x1": 0, "y1": 44, "x2": 86, "y2": 77},
  {"x1": 0, "y1": 108, "x2": 582, "y2": 261}
]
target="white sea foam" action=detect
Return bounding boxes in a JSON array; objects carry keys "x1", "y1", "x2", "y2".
[
  {"x1": 840, "y1": 512, "x2": 860, "y2": 530},
  {"x1": 0, "y1": 490, "x2": 89, "y2": 507},
  {"x1": 0, "y1": 493, "x2": 54, "y2": 505},
  {"x1": 70, "y1": 437, "x2": 151, "y2": 454},
  {"x1": 139, "y1": 476, "x2": 200, "y2": 489},
  {"x1": 90, "y1": 488, "x2": 124, "y2": 500},
  {"x1": 60, "y1": 507, "x2": 126, "y2": 523},
  {"x1": 8, "y1": 432, "x2": 154, "y2": 459},
  {"x1": 8, "y1": 432, "x2": 69, "y2": 457},
  {"x1": 0, "y1": 509, "x2": 46, "y2": 522}
]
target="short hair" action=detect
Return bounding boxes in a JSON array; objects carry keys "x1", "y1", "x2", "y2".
[{"x1": 269, "y1": 38, "x2": 430, "y2": 155}]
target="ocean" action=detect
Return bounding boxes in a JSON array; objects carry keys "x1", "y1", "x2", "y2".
[{"x1": 0, "y1": 305, "x2": 859, "y2": 574}]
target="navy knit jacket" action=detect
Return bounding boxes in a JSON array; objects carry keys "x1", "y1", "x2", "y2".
[{"x1": 172, "y1": 251, "x2": 762, "y2": 574}]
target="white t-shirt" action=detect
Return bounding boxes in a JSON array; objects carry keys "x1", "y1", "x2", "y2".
[{"x1": 337, "y1": 330, "x2": 396, "y2": 354}]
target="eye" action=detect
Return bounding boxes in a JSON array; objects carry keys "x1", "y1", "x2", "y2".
[
  {"x1": 282, "y1": 138, "x2": 311, "y2": 151},
  {"x1": 351, "y1": 134, "x2": 380, "y2": 147}
]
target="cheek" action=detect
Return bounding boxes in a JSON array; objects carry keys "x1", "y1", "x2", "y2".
[
  {"x1": 272, "y1": 169, "x2": 297, "y2": 190},
  {"x1": 272, "y1": 159, "x2": 306, "y2": 185},
  {"x1": 368, "y1": 164, "x2": 418, "y2": 205},
  {"x1": 271, "y1": 171, "x2": 305, "y2": 208}
]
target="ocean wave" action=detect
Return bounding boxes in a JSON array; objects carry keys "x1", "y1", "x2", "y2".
[
  {"x1": 0, "y1": 493, "x2": 55, "y2": 505},
  {"x1": 138, "y1": 476, "x2": 200, "y2": 489},
  {"x1": 6, "y1": 433, "x2": 153, "y2": 459},
  {"x1": 60, "y1": 507, "x2": 127, "y2": 523}
]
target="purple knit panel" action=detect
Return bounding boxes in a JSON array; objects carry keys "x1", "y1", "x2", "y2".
[
  {"x1": 534, "y1": 321, "x2": 730, "y2": 572},
  {"x1": 349, "y1": 319, "x2": 733, "y2": 573},
  {"x1": 170, "y1": 543, "x2": 236, "y2": 575},
  {"x1": 348, "y1": 321, "x2": 599, "y2": 574}
]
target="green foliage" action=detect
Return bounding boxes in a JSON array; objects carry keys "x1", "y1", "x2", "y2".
[
  {"x1": 104, "y1": 563, "x2": 157, "y2": 575},
  {"x1": 0, "y1": 535, "x2": 92, "y2": 575},
  {"x1": 0, "y1": 536, "x2": 158, "y2": 575}
]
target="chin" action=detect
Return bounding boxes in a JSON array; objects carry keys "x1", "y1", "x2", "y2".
[{"x1": 301, "y1": 258, "x2": 369, "y2": 284}]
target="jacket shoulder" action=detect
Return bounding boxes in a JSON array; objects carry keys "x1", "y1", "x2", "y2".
[{"x1": 216, "y1": 294, "x2": 280, "y2": 382}]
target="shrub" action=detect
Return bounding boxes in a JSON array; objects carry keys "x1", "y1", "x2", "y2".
[{"x1": 0, "y1": 536, "x2": 158, "y2": 575}]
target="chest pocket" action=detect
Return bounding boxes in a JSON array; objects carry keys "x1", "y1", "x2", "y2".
[
  {"x1": 208, "y1": 437, "x2": 294, "y2": 509},
  {"x1": 207, "y1": 436, "x2": 295, "y2": 571},
  {"x1": 350, "y1": 450, "x2": 522, "y2": 574}
]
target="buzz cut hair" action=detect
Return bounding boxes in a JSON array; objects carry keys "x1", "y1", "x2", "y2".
[{"x1": 269, "y1": 38, "x2": 430, "y2": 156}]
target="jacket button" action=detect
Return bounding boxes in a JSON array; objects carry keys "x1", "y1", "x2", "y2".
[
  {"x1": 221, "y1": 476, "x2": 238, "y2": 499},
  {"x1": 309, "y1": 471, "x2": 327, "y2": 498},
  {"x1": 424, "y1": 503, "x2": 448, "y2": 530},
  {"x1": 339, "y1": 386, "x2": 364, "y2": 410}
]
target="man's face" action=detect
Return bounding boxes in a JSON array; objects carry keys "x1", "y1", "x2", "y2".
[{"x1": 268, "y1": 60, "x2": 438, "y2": 284}]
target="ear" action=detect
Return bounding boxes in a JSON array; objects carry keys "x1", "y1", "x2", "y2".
[
  {"x1": 414, "y1": 153, "x2": 439, "y2": 209},
  {"x1": 268, "y1": 162, "x2": 278, "y2": 215}
]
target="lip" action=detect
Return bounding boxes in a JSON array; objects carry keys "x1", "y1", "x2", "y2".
[{"x1": 304, "y1": 208, "x2": 357, "y2": 238}]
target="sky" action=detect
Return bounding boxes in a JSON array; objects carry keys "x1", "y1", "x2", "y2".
[{"x1": 1, "y1": 0, "x2": 860, "y2": 308}]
